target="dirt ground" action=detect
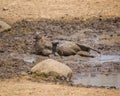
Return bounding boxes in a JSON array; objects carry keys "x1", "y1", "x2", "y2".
[
  {"x1": 0, "y1": 0, "x2": 120, "y2": 96},
  {"x1": 0, "y1": 0, "x2": 120, "y2": 23},
  {"x1": 0, "y1": 77, "x2": 120, "y2": 96}
]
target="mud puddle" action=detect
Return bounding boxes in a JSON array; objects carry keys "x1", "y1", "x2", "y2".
[
  {"x1": 23, "y1": 57, "x2": 36, "y2": 63},
  {"x1": 0, "y1": 18, "x2": 120, "y2": 88},
  {"x1": 10, "y1": 53, "x2": 37, "y2": 63},
  {"x1": 71, "y1": 54, "x2": 120, "y2": 88},
  {"x1": 72, "y1": 73, "x2": 120, "y2": 89},
  {"x1": 89, "y1": 55, "x2": 120, "y2": 63}
]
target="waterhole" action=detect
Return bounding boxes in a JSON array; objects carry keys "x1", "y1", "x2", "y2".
[
  {"x1": 89, "y1": 55, "x2": 120, "y2": 63},
  {"x1": 72, "y1": 73, "x2": 120, "y2": 88},
  {"x1": 72, "y1": 55, "x2": 120, "y2": 88}
]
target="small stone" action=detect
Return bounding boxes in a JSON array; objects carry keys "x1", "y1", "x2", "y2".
[
  {"x1": 77, "y1": 51, "x2": 94, "y2": 58},
  {"x1": 0, "y1": 20, "x2": 11, "y2": 32},
  {"x1": 21, "y1": 72, "x2": 28, "y2": 76},
  {"x1": 2, "y1": 7, "x2": 9, "y2": 11}
]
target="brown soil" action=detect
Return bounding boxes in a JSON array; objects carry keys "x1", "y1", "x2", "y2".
[
  {"x1": 0, "y1": 0, "x2": 120, "y2": 23},
  {"x1": 0, "y1": 77, "x2": 120, "y2": 96}
]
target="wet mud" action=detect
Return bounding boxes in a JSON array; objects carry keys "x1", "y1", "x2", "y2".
[
  {"x1": 72, "y1": 72, "x2": 120, "y2": 88},
  {"x1": 0, "y1": 17, "x2": 120, "y2": 88}
]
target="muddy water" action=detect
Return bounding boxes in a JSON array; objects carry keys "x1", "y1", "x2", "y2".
[
  {"x1": 72, "y1": 73, "x2": 120, "y2": 89},
  {"x1": 72, "y1": 55, "x2": 120, "y2": 88},
  {"x1": 0, "y1": 18, "x2": 120, "y2": 88},
  {"x1": 89, "y1": 55, "x2": 120, "y2": 63},
  {"x1": 23, "y1": 57, "x2": 36, "y2": 63}
]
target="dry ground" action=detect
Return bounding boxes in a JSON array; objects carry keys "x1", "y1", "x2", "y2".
[
  {"x1": 0, "y1": 0, "x2": 120, "y2": 23},
  {"x1": 0, "y1": 77, "x2": 120, "y2": 96}
]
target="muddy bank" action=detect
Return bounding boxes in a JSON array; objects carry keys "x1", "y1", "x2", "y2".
[{"x1": 0, "y1": 18, "x2": 120, "y2": 82}]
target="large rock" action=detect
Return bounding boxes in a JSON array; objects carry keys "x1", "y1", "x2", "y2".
[
  {"x1": 0, "y1": 20, "x2": 11, "y2": 32},
  {"x1": 57, "y1": 41, "x2": 81, "y2": 56},
  {"x1": 31, "y1": 59, "x2": 72, "y2": 81}
]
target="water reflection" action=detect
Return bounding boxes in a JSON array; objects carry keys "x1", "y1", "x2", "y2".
[
  {"x1": 89, "y1": 55, "x2": 120, "y2": 63},
  {"x1": 72, "y1": 73, "x2": 120, "y2": 88},
  {"x1": 23, "y1": 57, "x2": 36, "y2": 63}
]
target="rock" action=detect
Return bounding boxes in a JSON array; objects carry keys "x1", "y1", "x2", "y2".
[
  {"x1": 0, "y1": 20, "x2": 11, "y2": 32},
  {"x1": 42, "y1": 49, "x2": 52, "y2": 56},
  {"x1": 31, "y1": 59, "x2": 72, "y2": 81},
  {"x1": 57, "y1": 48, "x2": 76, "y2": 56},
  {"x1": 2, "y1": 7, "x2": 9, "y2": 11},
  {"x1": 77, "y1": 43, "x2": 100, "y2": 53},
  {"x1": 21, "y1": 72, "x2": 28, "y2": 76},
  {"x1": 57, "y1": 41, "x2": 81, "y2": 56},
  {"x1": 77, "y1": 44, "x2": 91, "y2": 52},
  {"x1": 77, "y1": 51, "x2": 94, "y2": 58},
  {"x1": 35, "y1": 36, "x2": 52, "y2": 56}
]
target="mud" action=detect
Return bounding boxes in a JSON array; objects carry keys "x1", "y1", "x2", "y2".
[
  {"x1": 72, "y1": 73, "x2": 120, "y2": 88},
  {"x1": 0, "y1": 18, "x2": 120, "y2": 87}
]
